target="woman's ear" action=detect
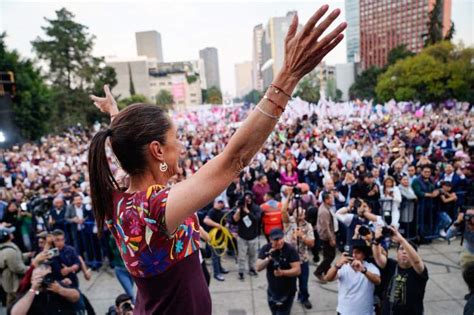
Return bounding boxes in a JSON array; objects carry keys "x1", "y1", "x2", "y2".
[{"x1": 148, "y1": 141, "x2": 165, "y2": 162}]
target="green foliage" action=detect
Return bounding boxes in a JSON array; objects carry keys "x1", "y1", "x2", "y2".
[
  {"x1": 31, "y1": 8, "x2": 116, "y2": 129},
  {"x1": 0, "y1": 33, "x2": 52, "y2": 140},
  {"x1": 205, "y1": 86, "x2": 222, "y2": 104},
  {"x1": 242, "y1": 89, "x2": 262, "y2": 104},
  {"x1": 376, "y1": 42, "x2": 474, "y2": 104},
  {"x1": 186, "y1": 74, "x2": 198, "y2": 84},
  {"x1": 387, "y1": 45, "x2": 415, "y2": 67},
  {"x1": 293, "y1": 76, "x2": 319, "y2": 104},
  {"x1": 155, "y1": 90, "x2": 174, "y2": 110},
  {"x1": 335, "y1": 89, "x2": 343, "y2": 102},
  {"x1": 349, "y1": 66, "x2": 383, "y2": 101},
  {"x1": 117, "y1": 94, "x2": 149, "y2": 110}
]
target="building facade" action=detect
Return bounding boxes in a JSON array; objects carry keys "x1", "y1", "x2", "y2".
[
  {"x1": 135, "y1": 31, "x2": 164, "y2": 62},
  {"x1": 360, "y1": 0, "x2": 452, "y2": 69},
  {"x1": 252, "y1": 24, "x2": 264, "y2": 91},
  {"x1": 199, "y1": 47, "x2": 221, "y2": 90},
  {"x1": 345, "y1": 0, "x2": 360, "y2": 63},
  {"x1": 335, "y1": 63, "x2": 356, "y2": 101},
  {"x1": 234, "y1": 61, "x2": 253, "y2": 98}
]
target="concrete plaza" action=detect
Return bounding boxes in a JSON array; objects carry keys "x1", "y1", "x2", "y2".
[{"x1": 73, "y1": 237, "x2": 467, "y2": 315}]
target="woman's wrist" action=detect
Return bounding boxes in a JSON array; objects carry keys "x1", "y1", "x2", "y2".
[{"x1": 273, "y1": 70, "x2": 299, "y2": 96}]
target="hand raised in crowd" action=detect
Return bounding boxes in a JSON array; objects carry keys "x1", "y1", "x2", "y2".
[
  {"x1": 47, "y1": 281, "x2": 63, "y2": 294},
  {"x1": 280, "y1": 5, "x2": 346, "y2": 83},
  {"x1": 336, "y1": 252, "x2": 352, "y2": 267},
  {"x1": 89, "y1": 84, "x2": 119, "y2": 117},
  {"x1": 388, "y1": 226, "x2": 404, "y2": 243},
  {"x1": 350, "y1": 259, "x2": 365, "y2": 273}
]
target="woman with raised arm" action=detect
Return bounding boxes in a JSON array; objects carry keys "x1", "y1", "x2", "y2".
[{"x1": 88, "y1": 5, "x2": 346, "y2": 315}]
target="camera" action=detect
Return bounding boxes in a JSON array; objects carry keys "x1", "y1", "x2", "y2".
[
  {"x1": 47, "y1": 248, "x2": 59, "y2": 258},
  {"x1": 292, "y1": 186, "x2": 302, "y2": 200},
  {"x1": 358, "y1": 225, "x2": 371, "y2": 237},
  {"x1": 269, "y1": 250, "x2": 282, "y2": 269},
  {"x1": 40, "y1": 273, "x2": 54, "y2": 289},
  {"x1": 381, "y1": 226, "x2": 394, "y2": 237},
  {"x1": 29, "y1": 196, "x2": 54, "y2": 217},
  {"x1": 120, "y1": 302, "x2": 133, "y2": 313}
]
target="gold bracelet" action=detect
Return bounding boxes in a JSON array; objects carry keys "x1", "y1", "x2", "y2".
[{"x1": 255, "y1": 105, "x2": 279, "y2": 120}]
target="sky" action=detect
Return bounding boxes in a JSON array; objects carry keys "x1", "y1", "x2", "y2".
[{"x1": 1, "y1": 0, "x2": 473, "y2": 96}]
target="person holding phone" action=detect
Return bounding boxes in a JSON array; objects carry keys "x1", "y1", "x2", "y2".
[{"x1": 325, "y1": 240, "x2": 381, "y2": 315}]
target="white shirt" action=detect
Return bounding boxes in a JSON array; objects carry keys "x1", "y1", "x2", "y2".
[
  {"x1": 75, "y1": 206, "x2": 84, "y2": 231},
  {"x1": 337, "y1": 261, "x2": 380, "y2": 315}
]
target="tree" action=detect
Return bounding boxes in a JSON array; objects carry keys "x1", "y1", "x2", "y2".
[
  {"x1": 349, "y1": 66, "x2": 383, "y2": 100},
  {"x1": 335, "y1": 89, "x2": 343, "y2": 102},
  {"x1": 128, "y1": 63, "x2": 135, "y2": 96},
  {"x1": 205, "y1": 86, "x2": 222, "y2": 104},
  {"x1": 424, "y1": 0, "x2": 455, "y2": 47},
  {"x1": 155, "y1": 90, "x2": 174, "y2": 110},
  {"x1": 31, "y1": 8, "x2": 116, "y2": 128},
  {"x1": 376, "y1": 42, "x2": 473, "y2": 104},
  {"x1": 242, "y1": 89, "x2": 262, "y2": 105},
  {"x1": 293, "y1": 77, "x2": 319, "y2": 104},
  {"x1": 0, "y1": 33, "x2": 52, "y2": 140},
  {"x1": 118, "y1": 94, "x2": 149, "y2": 109},
  {"x1": 386, "y1": 45, "x2": 415, "y2": 67}
]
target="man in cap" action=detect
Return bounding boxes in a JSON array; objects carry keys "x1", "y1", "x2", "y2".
[{"x1": 256, "y1": 228, "x2": 301, "y2": 315}]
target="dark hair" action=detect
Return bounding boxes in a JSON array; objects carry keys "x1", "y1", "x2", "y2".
[
  {"x1": 115, "y1": 293, "x2": 132, "y2": 307},
  {"x1": 51, "y1": 229, "x2": 65, "y2": 237},
  {"x1": 321, "y1": 191, "x2": 332, "y2": 202},
  {"x1": 463, "y1": 262, "x2": 474, "y2": 292},
  {"x1": 88, "y1": 104, "x2": 171, "y2": 236},
  {"x1": 397, "y1": 239, "x2": 418, "y2": 252}
]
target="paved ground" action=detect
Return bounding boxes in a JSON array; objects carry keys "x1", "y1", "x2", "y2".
[
  {"x1": 0, "y1": 238, "x2": 461, "y2": 315},
  {"x1": 70, "y1": 237, "x2": 467, "y2": 315}
]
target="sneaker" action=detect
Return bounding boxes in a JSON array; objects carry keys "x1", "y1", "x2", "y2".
[
  {"x1": 439, "y1": 229, "x2": 447, "y2": 238},
  {"x1": 301, "y1": 300, "x2": 312, "y2": 309},
  {"x1": 238, "y1": 272, "x2": 244, "y2": 281},
  {"x1": 249, "y1": 269, "x2": 258, "y2": 277},
  {"x1": 214, "y1": 274, "x2": 225, "y2": 281},
  {"x1": 220, "y1": 268, "x2": 229, "y2": 274}
]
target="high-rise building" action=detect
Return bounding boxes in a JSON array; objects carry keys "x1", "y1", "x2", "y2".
[
  {"x1": 360, "y1": 0, "x2": 452, "y2": 69},
  {"x1": 234, "y1": 61, "x2": 253, "y2": 98},
  {"x1": 345, "y1": 0, "x2": 360, "y2": 63},
  {"x1": 135, "y1": 31, "x2": 164, "y2": 62},
  {"x1": 252, "y1": 24, "x2": 264, "y2": 91},
  {"x1": 335, "y1": 63, "x2": 356, "y2": 101},
  {"x1": 199, "y1": 47, "x2": 221, "y2": 90},
  {"x1": 259, "y1": 11, "x2": 299, "y2": 89}
]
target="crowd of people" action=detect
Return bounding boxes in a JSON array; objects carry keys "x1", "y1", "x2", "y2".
[{"x1": 0, "y1": 98, "x2": 473, "y2": 314}]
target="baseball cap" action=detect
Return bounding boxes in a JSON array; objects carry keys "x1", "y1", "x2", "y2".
[
  {"x1": 0, "y1": 226, "x2": 15, "y2": 243},
  {"x1": 269, "y1": 228, "x2": 284, "y2": 241}
]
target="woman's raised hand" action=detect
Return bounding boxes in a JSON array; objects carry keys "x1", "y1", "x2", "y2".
[
  {"x1": 89, "y1": 85, "x2": 119, "y2": 117},
  {"x1": 281, "y1": 5, "x2": 346, "y2": 83}
]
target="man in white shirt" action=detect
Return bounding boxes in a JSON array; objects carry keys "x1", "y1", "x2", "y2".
[{"x1": 325, "y1": 240, "x2": 381, "y2": 315}]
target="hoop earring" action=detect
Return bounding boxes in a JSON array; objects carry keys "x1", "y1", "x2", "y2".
[{"x1": 160, "y1": 162, "x2": 168, "y2": 173}]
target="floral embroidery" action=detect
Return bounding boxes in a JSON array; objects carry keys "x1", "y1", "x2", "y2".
[{"x1": 109, "y1": 185, "x2": 200, "y2": 278}]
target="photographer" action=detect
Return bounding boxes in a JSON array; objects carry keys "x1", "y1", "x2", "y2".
[
  {"x1": 106, "y1": 293, "x2": 134, "y2": 315},
  {"x1": 282, "y1": 200, "x2": 315, "y2": 309},
  {"x1": 437, "y1": 181, "x2": 457, "y2": 237},
  {"x1": 324, "y1": 240, "x2": 381, "y2": 315},
  {"x1": 446, "y1": 207, "x2": 474, "y2": 270},
  {"x1": 256, "y1": 228, "x2": 301, "y2": 315},
  {"x1": 335, "y1": 198, "x2": 384, "y2": 245},
  {"x1": 49, "y1": 229, "x2": 81, "y2": 288},
  {"x1": 8, "y1": 262, "x2": 80, "y2": 315},
  {"x1": 232, "y1": 193, "x2": 261, "y2": 281},
  {"x1": 372, "y1": 226, "x2": 429, "y2": 315}
]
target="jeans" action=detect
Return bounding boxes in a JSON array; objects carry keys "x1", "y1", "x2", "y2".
[
  {"x1": 315, "y1": 240, "x2": 336, "y2": 276},
  {"x1": 115, "y1": 266, "x2": 135, "y2": 302},
  {"x1": 267, "y1": 291, "x2": 294, "y2": 315},
  {"x1": 210, "y1": 245, "x2": 224, "y2": 275},
  {"x1": 437, "y1": 211, "x2": 452, "y2": 233},
  {"x1": 237, "y1": 237, "x2": 257, "y2": 273},
  {"x1": 297, "y1": 261, "x2": 310, "y2": 302}
]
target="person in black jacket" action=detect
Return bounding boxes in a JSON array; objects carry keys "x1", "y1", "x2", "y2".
[{"x1": 232, "y1": 193, "x2": 262, "y2": 281}]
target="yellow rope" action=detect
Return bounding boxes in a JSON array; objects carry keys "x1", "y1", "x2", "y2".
[{"x1": 207, "y1": 212, "x2": 237, "y2": 257}]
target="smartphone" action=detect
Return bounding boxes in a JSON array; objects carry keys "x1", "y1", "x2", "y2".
[{"x1": 48, "y1": 248, "x2": 59, "y2": 258}]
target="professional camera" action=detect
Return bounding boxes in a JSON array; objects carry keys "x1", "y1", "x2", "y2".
[
  {"x1": 381, "y1": 226, "x2": 394, "y2": 237},
  {"x1": 40, "y1": 273, "x2": 55, "y2": 289},
  {"x1": 269, "y1": 250, "x2": 282, "y2": 269},
  {"x1": 292, "y1": 186, "x2": 302, "y2": 200},
  {"x1": 358, "y1": 225, "x2": 371, "y2": 237},
  {"x1": 29, "y1": 196, "x2": 54, "y2": 217}
]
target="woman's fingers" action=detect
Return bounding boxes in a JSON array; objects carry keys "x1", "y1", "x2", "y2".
[
  {"x1": 309, "y1": 8, "x2": 342, "y2": 44},
  {"x1": 285, "y1": 14, "x2": 299, "y2": 44},
  {"x1": 315, "y1": 33, "x2": 345, "y2": 60},
  {"x1": 312, "y1": 22, "x2": 347, "y2": 54},
  {"x1": 300, "y1": 5, "x2": 329, "y2": 38}
]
